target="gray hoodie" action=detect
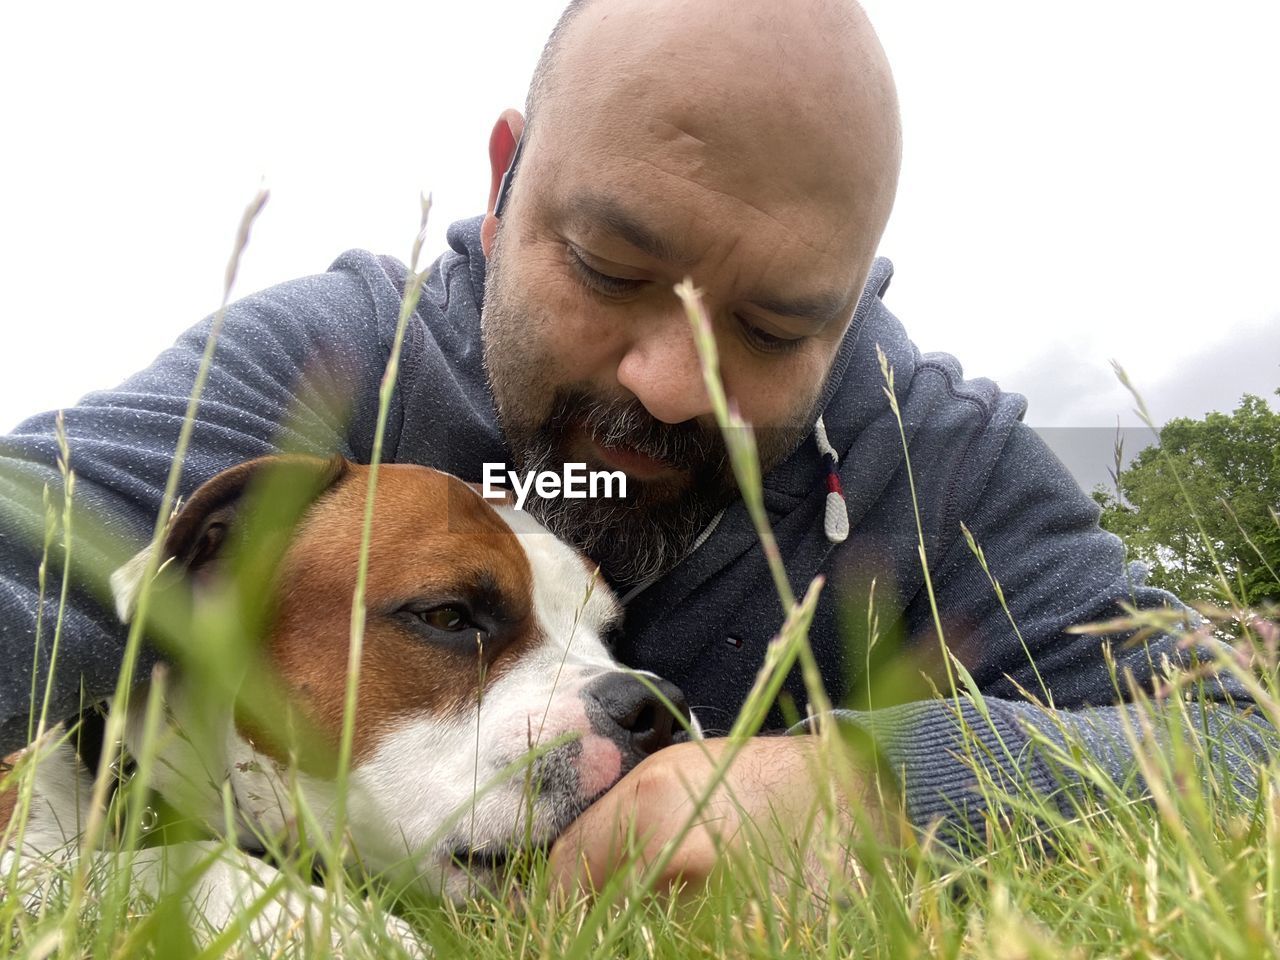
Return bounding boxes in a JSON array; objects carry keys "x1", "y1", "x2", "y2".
[{"x1": 0, "y1": 216, "x2": 1270, "y2": 846}]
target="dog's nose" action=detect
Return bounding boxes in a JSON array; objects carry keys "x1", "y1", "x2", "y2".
[{"x1": 583, "y1": 673, "x2": 691, "y2": 757}]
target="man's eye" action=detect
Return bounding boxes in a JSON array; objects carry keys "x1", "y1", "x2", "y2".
[
  {"x1": 740, "y1": 319, "x2": 804, "y2": 355},
  {"x1": 567, "y1": 247, "x2": 645, "y2": 297}
]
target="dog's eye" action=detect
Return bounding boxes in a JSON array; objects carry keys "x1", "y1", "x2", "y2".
[{"x1": 416, "y1": 604, "x2": 471, "y2": 632}]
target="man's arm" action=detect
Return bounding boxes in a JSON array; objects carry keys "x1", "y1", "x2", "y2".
[
  {"x1": 548, "y1": 421, "x2": 1274, "y2": 888},
  {"x1": 0, "y1": 252, "x2": 401, "y2": 753},
  {"x1": 833, "y1": 418, "x2": 1274, "y2": 848}
]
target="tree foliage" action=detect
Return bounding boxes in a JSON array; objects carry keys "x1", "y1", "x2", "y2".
[{"x1": 1093, "y1": 390, "x2": 1280, "y2": 606}]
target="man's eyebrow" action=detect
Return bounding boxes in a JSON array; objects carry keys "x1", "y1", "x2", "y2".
[
  {"x1": 746, "y1": 289, "x2": 851, "y2": 326},
  {"x1": 563, "y1": 192, "x2": 851, "y2": 325},
  {"x1": 562, "y1": 194, "x2": 697, "y2": 266}
]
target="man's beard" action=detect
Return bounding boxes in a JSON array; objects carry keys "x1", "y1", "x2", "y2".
[{"x1": 480, "y1": 233, "x2": 819, "y2": 585}]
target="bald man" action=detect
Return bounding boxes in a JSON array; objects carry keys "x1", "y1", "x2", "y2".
[{"x1": 0, "y1": 0, "x2": 1270, "y2": 894}]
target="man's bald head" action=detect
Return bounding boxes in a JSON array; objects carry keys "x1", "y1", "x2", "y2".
[
  {"x1": 524, "y1": 0, "x2": 591, "y2": 128},
  {"x1": 521, "y1": 0, "x2": 901, "y2": 249}
]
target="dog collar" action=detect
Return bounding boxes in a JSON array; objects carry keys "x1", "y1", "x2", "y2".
[{"x1": 74, "y1": 704, "x2": 211, "y2": 849}]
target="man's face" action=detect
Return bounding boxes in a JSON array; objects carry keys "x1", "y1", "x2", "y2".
[{"x1": 479, "y1": 10, "x2": 890, "y2": 585}]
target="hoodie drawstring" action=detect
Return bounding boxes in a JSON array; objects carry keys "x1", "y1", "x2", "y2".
[{"x1": 814, "y1": 415, "x2": 849, "y2": 544}]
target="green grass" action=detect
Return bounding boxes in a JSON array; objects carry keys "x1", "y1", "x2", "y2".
[{"x1": 2, "y1": 195, "x2": 1278, "y2": 959}]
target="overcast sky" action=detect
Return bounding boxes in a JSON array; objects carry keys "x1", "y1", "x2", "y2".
[{"x1": 2, "y1": 1, "x2": 1277, "y2": 486}]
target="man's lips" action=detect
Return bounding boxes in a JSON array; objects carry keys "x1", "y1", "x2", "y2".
[
  {"x1": 561, "y1": 421, "x2": 678, "y2": 480},
  {"x1": 590, "y1": 437, "x2": 677, "y2": 480}
]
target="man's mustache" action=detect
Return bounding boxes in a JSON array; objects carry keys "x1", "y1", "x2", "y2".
[{"x1": 553, "y1": 391, "x2": 727, "y2": 473}]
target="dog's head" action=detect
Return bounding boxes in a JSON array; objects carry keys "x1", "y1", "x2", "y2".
[{"x1": 111, "y1": 455, "x2": 695, "y2": 898}]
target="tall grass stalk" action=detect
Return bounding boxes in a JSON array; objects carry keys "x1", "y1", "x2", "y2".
[
  {"x1": 1110, "y1": 360, "x2": 1240, "y2": 606},
  {"x1": 330, "y1": 192, "x2": 434, "y2": 887},
  {"x1": 63, "y1": 190, "x2": 269, "y2": 929},
  {"x1": 6, "y1": 416, "x2": 76, "y2": 897}
]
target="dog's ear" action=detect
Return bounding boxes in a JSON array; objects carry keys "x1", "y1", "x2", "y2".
[
  {"x1": 111, "y1": 455, "x2": 349, "y2": 623},
  {"x1": 464, "y1": 480, "x2": 515, "y2": 507}
]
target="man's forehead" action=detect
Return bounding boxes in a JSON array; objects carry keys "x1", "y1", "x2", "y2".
[{"x1": 525, "y1": 82, "x2": 886, "y2": 312}]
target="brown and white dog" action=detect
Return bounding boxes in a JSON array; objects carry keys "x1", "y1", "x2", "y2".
[{"x1": 1, "y1": 456, "x2": 694, "y2": 946}]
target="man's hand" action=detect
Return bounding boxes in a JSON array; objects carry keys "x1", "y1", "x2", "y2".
[{"x1": 548, "y1": 735, "x2": 891, "y2": 897}]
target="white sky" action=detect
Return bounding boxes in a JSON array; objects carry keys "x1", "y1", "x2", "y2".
[{"x1": 2, "y1": 1, "x2": 1277, "y2": 445}]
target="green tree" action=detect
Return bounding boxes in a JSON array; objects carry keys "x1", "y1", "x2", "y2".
[{"x1": 1093, "y1": 390, "x2": 1280, "y2": 606}]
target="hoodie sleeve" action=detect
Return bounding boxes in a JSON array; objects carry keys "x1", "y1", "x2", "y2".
[
  {"x1": 830, "y1": 419, "x2": 1275, "y2": 850},
  {"x1": 0, "y1": 254, "x2": 400, "y2": 755}
]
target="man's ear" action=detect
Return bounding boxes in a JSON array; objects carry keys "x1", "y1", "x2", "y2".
[
  {"x1": 110, "y1": 455, "x2": 349, "y2": 624},
  {"x1": 480, "y1": 108, "x2": 527, "y2": 259}
]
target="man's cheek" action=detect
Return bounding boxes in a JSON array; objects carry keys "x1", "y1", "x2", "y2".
[
  {"x1": 542, "y1": 311, "x2": 622, "y2": 378},
  {"x1": 722, "y1": 352, "x2": 828, "y2": 436},
  {"x1": 506, "y1": 277, "x2": 593, "y2": 351}
]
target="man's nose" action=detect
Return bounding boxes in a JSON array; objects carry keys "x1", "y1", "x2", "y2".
[
  {"x1": 582, "y1": 672, "x2": 691, "y2": 758},
  {"x1": 614, "y1": 312, "x2": 715, "y2": 424}
]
